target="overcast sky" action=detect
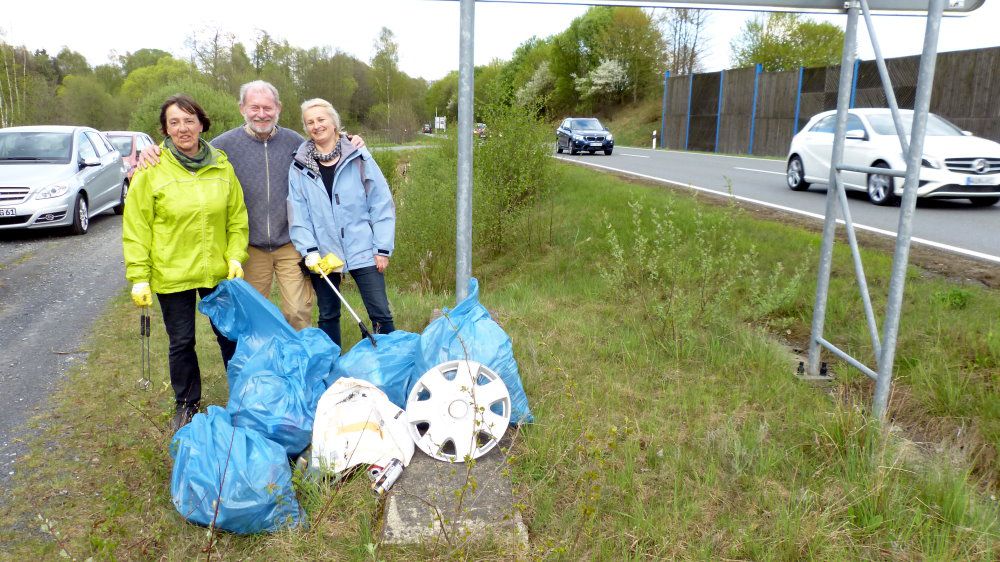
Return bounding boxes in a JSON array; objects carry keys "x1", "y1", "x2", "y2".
[{"x1": 2, "y1": 1, "x2": 999, "y2": 81}]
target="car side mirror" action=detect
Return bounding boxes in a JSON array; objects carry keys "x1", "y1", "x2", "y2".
[
  {"x1": 80, "y1": 157, "x2": 100, "y2": 169},
  {"x1": 846, "y1": 129, "x2": 866, "y2": 140}
]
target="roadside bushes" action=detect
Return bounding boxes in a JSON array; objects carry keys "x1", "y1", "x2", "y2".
[{"x1": 394, "y1": 104, "x2": 554, "y2": 292}]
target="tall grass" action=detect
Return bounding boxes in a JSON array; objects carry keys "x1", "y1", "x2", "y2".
[{"x1": 2, "y1": 148, "x2": 999, "y2": 559}]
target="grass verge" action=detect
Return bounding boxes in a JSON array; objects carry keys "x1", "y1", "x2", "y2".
[{"x1": 1, "y1": 151, "x2": 998, "y2": 559}]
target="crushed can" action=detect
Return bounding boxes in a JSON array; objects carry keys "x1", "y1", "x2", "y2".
[{"x1": 367, "y1": 458, "x2": 404, "y2": 496}]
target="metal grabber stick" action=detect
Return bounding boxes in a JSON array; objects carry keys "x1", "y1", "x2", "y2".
[
  {"x1": 138, "y1": 306, "x2": 151, "y2": 390},
  {"x1": 317, "y1": 270, "x2": 377, "y2": 348}
]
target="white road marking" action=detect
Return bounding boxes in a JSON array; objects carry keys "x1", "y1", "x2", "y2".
[
  {"x1": 620, "y1": 153, "x2": 650, "y2": 158},
  {"x1": 555, "y1": 156, "x2": 1000, "y2": 265},
  {"x1": 735, "y1": 167, "x2": 785, "y2": 175}
]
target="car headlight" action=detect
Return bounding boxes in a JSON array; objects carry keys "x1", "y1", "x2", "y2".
[
  {"x1": 35, "y1": 181, "x2": 72, "y2": 200},
  {"x1": 573, "y1": 134, "x2": 583, "y2": 141},
  {"x1": 920, "y1": 156, "x2": 943, "y2": 169},
  {"x1": 606, "y1": 134, "x2": 614, "y2": 141}
]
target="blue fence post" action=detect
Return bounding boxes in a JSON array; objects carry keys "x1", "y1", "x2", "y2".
[
  {"x1": 684, "y1": 74, "x2": 694, "y2": 151},
  {"x1": 714, "y1": 70, "x2": 725, "y2": 152},
  {"x1": 793, "y1": 66, "x2": 804, "y2": 135},
  {"x1": 660, "y1": 70, "x2": 670, "y2": 149},
  {"x1": 748, "y1": 63, "x2": 762, "y2": 155},
  {"x1": 850, "y1": 59, "x2": 860, "y2": 108}
]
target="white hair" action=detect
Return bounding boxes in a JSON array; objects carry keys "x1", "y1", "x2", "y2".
[
  {"x1": 300, "y1": 98, "x2": 342, "y2": 132},
  {"x1": 239, "y1": 80, "x2": 281, "y2": 106}
]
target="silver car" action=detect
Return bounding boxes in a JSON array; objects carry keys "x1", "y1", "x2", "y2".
[{"x1": 0, "y1": 125, "x2": 127, "y2": 234}]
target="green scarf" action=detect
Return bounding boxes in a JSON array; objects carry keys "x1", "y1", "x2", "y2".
[{"x1": 165, "y1": 137, "x2": 215, "y2": 171}]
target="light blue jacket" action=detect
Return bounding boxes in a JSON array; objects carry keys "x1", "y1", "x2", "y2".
[{"x1": 287, "y1": 138, "x2": 395, "y2": 271}]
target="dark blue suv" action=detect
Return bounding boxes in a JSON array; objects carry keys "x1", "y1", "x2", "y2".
[{"x1": 556, "y1": 117, "x2": 614, "y2": 155}]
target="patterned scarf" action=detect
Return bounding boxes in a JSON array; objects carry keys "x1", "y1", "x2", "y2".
[
  {"x1": 165, "y1": 137, "x2": 214, "y2": 171},
  {"x1": 303, "y1": 139, "x2": 342, "y2": 175}
]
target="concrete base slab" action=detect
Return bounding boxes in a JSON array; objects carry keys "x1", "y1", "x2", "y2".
[{"x1": 381, "y1": 435, "x2": 528, "y2": 549}]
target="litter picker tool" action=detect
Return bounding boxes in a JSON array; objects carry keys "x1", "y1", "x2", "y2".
[
  {"x1": 317, "y1": 270, "x2": 377, "y2": 348},
  {"x1": 137, "y1": 306, "x2": 151, "y2": 390}
]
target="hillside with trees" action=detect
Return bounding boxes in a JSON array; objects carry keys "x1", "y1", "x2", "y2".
[{"x1": 0, "y1": 9, "x2": 843, "y2": 143}]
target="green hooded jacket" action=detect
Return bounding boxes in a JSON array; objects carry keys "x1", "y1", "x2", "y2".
[{"x1": 122, "y1": 144, "x2": 249, "y2": 294}]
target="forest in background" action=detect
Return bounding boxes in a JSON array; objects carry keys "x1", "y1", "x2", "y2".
[{"x1": 0, "y1": 8, "x2": 842, "y2": 142}]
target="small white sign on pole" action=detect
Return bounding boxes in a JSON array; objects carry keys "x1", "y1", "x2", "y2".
[{"x1": 435, "y1": 116, "x2": 447, "y2": 131}]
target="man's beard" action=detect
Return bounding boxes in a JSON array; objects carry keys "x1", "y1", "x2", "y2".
[{"x1": 247, "y1": 114, "x2": 279, "y2": 134}]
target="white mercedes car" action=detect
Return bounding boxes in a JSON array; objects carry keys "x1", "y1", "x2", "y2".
[{"x1": 786, "y1": 108, "x2": 1000, "y2": 207}]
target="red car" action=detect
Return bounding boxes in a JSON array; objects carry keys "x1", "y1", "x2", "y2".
[{"x1": 104, "y1": 131, "x2": 155, "y2": 181}]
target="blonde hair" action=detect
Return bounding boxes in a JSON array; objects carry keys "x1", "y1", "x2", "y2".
[{"x1": 300, "y1": 98, "x2": 341, "y2": 133}]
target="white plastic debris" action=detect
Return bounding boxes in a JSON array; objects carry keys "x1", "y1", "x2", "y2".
[{"x1": 309, "y1": 378, "x2": 415, "y2": 476}]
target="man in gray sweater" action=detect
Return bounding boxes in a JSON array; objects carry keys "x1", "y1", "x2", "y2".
[{"x1": 139, "y1": 80, "x2": 364, "y2": 330}]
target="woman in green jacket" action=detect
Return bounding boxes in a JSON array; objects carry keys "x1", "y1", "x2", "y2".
[{"x1": 122, "y1": 94, "x2": 250, "y2": 433}]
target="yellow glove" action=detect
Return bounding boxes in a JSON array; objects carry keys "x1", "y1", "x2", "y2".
[
  {"x1": 131, "y1": 282, "x2": 152, "y2": 307},
  {"x1": 227, "y1": 260, "x2": 244, "y2": 280},
  {"x1": 318, "y1": 253, "x2": 344, "y2": 275}
]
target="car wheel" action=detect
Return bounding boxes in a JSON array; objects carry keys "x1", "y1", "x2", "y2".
[
  {"x1": 70, "y1": 193, "x2": 89, "y2": 235},
  {"x1": 112, "y1": 180, "x2": 128, "y2": 215},
  {"x1": 604, "y1": 148, "x2": 613, "y2": 155},
  {"x1": 866, "y1": 162, "x2": 897, "y2": 206},
  {"x1": 969, "y1": 196, "x2": 1000, "y2": 207},
  {"x1": 786, "y1": 156, "x2": 810, "y2": 191},
  {"x1": 556, "y1": 141, "x2": 563, "y2": 154},
  {"x1": 570, "y1": 146, "x2": 578, "y2": 155}
]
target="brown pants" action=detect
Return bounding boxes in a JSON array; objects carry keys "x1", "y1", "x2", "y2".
[{"x1": 244, "y1": 243, "x2": 314, "y2": 330}]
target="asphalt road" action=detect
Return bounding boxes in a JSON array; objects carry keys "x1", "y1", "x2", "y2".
[
  {"x1": 556, "y1": 147, "x2": 1000, "y2": 262},
  {"x1": 0, "y1": 213, "x2": 126, "y2": 499}
]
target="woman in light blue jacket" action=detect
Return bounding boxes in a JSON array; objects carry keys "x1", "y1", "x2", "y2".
[{"x1": 287, "y1": 98, "x2": 396, "y2": 347}]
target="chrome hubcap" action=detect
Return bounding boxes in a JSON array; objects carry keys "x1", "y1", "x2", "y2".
[
  {"x1": 869, "y1": 174, "x2": 890, "y2": 201},
  {"x1": 787, "y1": 161, "x2": 802, "y2": 187},
  {"x1": 79, "y1": 199, "x2": 88, "y2": 230}
]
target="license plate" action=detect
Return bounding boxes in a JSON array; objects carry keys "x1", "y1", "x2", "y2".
[
  {"x1": 589, "y1": 142, "x2": 603, "y2": 146},
  {"x1": 0, "y1": 208, "x2": 14, "y2": 217},
  {"x1": 966, "y1": 175, "x2": 999, "y2": 186}
]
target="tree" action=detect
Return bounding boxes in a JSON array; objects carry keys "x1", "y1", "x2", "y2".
[
  {"x1": 595, "y1": 8, "x2": 665, "y2": 103},
  {"x1": 657, "y1": 8, "x2": 710, "y2": 75},
  {"x1": 121, "y1": 48, "x2": 172, "y2": 75},
  {"x1": 370, "y1": 27, "x2": 399, "y2": 130},
  {"x1": 120, "y1": 56, "x2": 194, "y2": 103},
  {"x1": 515, "y1": 61, "x2": 555, "y2": 110},
  {"x1": 575, "y1": 59, "x2": 629, "y2": 103},
  {"x1": 129, "y1": 80, "x2": 240, "y2": 141},
  {"x1": 731, "y1": 12, "x2": 844, "y2": 71},
  {"x1": 57, "y1": 74, "x2": 122, "y2": 129},
  {"x1": 54, "y1": 47, "x2": 90, "y2": 81}
]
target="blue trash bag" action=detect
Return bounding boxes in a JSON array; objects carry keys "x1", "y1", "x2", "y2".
[
  {"x1": 227, "y1": 339, "x2": 314, "y2": 455},
  {"x1": 417, "y1": 278, "x2": 533, "y2": 424},
  {"x1": 199, "y1": 279, "x2": 339, "y2": 452},
  {"x1": 170, "y1": 406, "x2": 303, "y2": 534},
  {"x1": 199, "y1": 279, "x2": 338, "y2": 395},
  {"x1": 331, "y1": 331, "x2": 421, "y2": 408}
]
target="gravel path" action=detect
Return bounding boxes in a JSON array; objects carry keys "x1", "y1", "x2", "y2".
[{"x1": 0, "y1": 212, "x2": 126, "y2": 500}]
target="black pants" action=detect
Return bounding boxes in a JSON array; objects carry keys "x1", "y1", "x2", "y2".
[
  {"x1": 157, "y1": 287, "x2": 236, "y2": 407},
  {"x1": 309, "y1": 266, "x2": 395, "y2": 348}
]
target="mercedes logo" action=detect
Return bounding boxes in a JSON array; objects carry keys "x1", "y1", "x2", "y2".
[{"x1": 973, "y1": 158, "x2": 990, "y2": 174}]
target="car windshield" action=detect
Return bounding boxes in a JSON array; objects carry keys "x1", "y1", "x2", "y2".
[
  {"x1": 0, "y1": 132, "x2": 72, "y2": 163},
  {"x1": 107, "y1": 135, "x2": 133, "y2": 156},
  {"x1": 571, "y1": 118, "x2": 604, "y2": 130},
  {"x1": 867, "y1": 113, "x2": 963, "y2": 137}
]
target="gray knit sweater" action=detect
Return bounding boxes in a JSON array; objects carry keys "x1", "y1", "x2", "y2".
[{"x1": 211, "y1": 126, "x2": 305, "y2": 251}]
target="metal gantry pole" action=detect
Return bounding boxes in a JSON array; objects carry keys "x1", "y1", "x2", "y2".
[
  {"x1": 660, "y1": 70, "x2": 670, "y2": 150},
  {"x1": 455, "y1": 0, "x2": 475, "y2": 303},
  {"x1": 806, "y1": 2, "x2": 859, "y2": 377},
  {"x1": 873, "y1": 0, "x2": 947, "y2": 419}
]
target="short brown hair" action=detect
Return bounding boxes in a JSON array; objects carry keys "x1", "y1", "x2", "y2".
[{"x1": 159, "y1": 94, "x2": 211, "y2": 136}]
